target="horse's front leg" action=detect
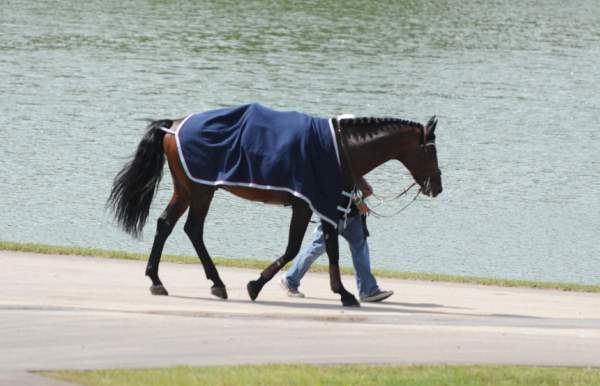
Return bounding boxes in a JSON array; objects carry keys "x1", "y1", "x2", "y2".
[
  {"x1": 247, "y1": 200, "x2": 312, "y2": 301},
  {"x1": 322, "y1": 221, "x2": 360, "y2": 307}
]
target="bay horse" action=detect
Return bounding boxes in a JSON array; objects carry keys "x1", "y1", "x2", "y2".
[{"x1": 108, "y1": 104, "x2": 442, "y2": 307}]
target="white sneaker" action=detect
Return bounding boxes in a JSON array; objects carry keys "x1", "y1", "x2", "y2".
[
  {"x1": 279, "y1": 276, "x2": 305, "y2": 298},
  {"x1": 360, "y1": 289, "x2": 394, "y2": 302}
]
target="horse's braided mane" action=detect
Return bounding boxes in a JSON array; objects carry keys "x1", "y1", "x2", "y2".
[{"x1": 340, "y1": 117, "x2": 423, "y2": 139}]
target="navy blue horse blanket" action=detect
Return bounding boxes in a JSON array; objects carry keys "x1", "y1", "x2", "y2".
[{"x1": 175, "y1": 103, "x2": 342, "y2": 226}]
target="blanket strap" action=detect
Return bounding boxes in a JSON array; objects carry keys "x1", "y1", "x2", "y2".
[
  {"x1": 337, "y1": 189, "x2": 355, "y2": 229},
  {"x1": 159, "y1": 127, "x2": 177, "y2": 135}
]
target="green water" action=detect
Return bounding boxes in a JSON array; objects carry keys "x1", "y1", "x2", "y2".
[{"x1": 1, "y1": 0, "x2": 598, "y2": 284}]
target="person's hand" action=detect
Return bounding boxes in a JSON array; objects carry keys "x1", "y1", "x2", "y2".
[
  {"x1": 357, "y1": 202, "x2": 370, "y2": 215},
  {"x1": 357, "y1": 177, "x2": 373, "y2": 198},
  {"x1": 361, "y1": 184, "x2": 373, "y2": 198}
]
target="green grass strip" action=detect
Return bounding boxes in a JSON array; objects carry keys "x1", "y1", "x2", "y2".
[
  {"x1": 2, "y1": 240, "x2": 599, "y2": 292},
  {"x1": 41, "y1": 364, "x2": 600, "y2": 386}
]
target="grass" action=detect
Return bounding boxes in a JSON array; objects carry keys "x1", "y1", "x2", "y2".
[
  {"x1": 2, "y1": 240, "x2": 599, "y2": 293},
  {"x1": 41, "y1": 364, "x2": 600, "y2": 386}
]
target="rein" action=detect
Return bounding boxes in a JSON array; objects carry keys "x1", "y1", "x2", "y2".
[
  {"x1": 367, "y1": 182, "x2": 421, "y2": 218},
  {"x1": 371, "y1": 181, "x2": 417, "y2": 202}
]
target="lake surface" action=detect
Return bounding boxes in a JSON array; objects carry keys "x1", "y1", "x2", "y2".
[{"x1": 1, "y1": 0, "x2": 598, "y2": 284}]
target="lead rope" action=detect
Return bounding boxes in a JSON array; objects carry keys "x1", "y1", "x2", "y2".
[
  {"x1": 370, "y1": 182, "x2": 417, "y2": 205},
  {"x1": 366, "y1": 179, "x2": 426, "y2": 218}
]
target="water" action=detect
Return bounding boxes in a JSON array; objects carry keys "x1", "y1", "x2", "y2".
[{"x1": 1, "y1": 0, "x2": 599, "y2": 285}]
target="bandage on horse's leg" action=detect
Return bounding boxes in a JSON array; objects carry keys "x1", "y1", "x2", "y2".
[
  {"x1": 322, "y1": 221, "x2": 359, "y2": 307},
  {"x1": 247, "y1": 199, "x2": 312, "y2": 301},
  {"x1": 184, "y1": 186, "x2": 228, "y2": 299},
  {"x1": 146, "y1": 192, "x2": 189, "y2": 296}
]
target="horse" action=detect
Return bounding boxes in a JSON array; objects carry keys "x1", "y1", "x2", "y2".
[{"x1": 108, "y1": 103, "x2": 442, "y2": 307}]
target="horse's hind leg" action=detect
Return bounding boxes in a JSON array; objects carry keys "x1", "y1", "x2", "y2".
[
  {"x1": 247, "y1": 200, "x2": 312, "y2": 301},
  {"x1": 184, "y1": 187, "x2": 228, "y2": 299},
  {"x1": 322, "y1": 221, "x2": 359, "y2": 307},
  {"x1": 146, "y1": 192, "x2": 189, "y2": 295}
]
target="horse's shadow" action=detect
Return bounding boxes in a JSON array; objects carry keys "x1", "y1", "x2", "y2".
[{"x1": 168, "y1": 294, "x2": 470, "y2": 316}]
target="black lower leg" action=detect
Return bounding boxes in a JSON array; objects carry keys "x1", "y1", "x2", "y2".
[
  {"x1": 248, "y1": 201, "x2": 311, "y2": 301},
  {"x1": 145, "y1": 211, "x2": 175, "y2": 287},
  {"x1": 260, "y1": 250, "x2": 296, "y2": 282},
  {"x1": 247, "y1": 254, "x2": 290, "y2": 300},
  {"x1": 184, "y1": 215, "x2": 225, "y2": 289},
  {"x1": 322, "y1": 221, "x2": 359, "y2": 307}
]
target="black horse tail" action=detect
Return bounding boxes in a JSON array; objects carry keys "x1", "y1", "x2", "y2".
[{"x1": 107, "y1": 119, "x2": 173, "y2": 238}]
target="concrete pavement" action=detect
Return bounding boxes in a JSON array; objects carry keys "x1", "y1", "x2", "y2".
[{"x1": 1, "y1": 250, "x2": 599, "y2": 385}]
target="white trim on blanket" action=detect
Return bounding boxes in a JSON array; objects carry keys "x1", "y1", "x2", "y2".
[
  {"x1": 174, "y1": 114, "x2": 339, "y2": 228},
  {"x1": 159, "y1": 127, "x2": 177, "y2": 135},
  {"x1": 327, "y1": 118, "x2": 341, "y2": 166}
]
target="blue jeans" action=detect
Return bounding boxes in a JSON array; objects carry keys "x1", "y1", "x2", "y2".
[{"x1": 285, "y1": 215, "x2": 379, "y2": 298}]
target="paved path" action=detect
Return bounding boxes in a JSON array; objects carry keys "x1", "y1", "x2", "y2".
[{"x1": 1, "y1": 251, "x2": 599, "y2": 385}]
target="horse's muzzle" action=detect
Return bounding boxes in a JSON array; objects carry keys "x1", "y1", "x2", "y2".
[
  {"x1": 422, "y1": 184, "x2": 442, "y2": 197},
  {"x1": 421, "y1": 172, "x2": 442, "y2": 197}
]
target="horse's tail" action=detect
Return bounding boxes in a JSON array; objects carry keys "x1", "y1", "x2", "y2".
[{"x1": 107, "y1": 119, "x2": 174, "y2": 238}]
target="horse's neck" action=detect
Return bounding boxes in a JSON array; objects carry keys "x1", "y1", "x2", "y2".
[{"x1": 344, "y1": 119, "x2": 420, "y2": 178}]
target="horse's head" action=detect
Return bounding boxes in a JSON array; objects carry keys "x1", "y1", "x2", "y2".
[{"x1": 398, "y1": 116, "x2": 442, "y2": 197}]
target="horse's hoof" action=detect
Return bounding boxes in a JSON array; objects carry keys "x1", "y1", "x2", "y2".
[
  {"x1": 247, "y1": 280, "x2": 260, "y2": 301},
  {"x1": 342, "y1": 294, "x2": 360, "y2": 307},
  {"x1": 211, "y1": 285, "x2": 228, "y2": 300},
  {"x1": 150, "y1": 284, "x2": 168, "y2": 296}
]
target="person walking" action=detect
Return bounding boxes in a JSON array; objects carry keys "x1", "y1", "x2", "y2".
[{"x1": 280, "y1": 177, "x2": 393, "y2": 302}]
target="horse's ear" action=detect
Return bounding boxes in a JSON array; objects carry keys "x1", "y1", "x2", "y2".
[{"x1": 425, "y1": 115, "x2": 437, "y2": 142}]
